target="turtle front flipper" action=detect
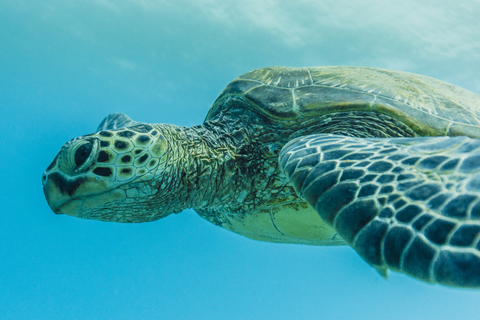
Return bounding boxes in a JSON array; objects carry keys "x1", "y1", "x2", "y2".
[{"x1": 279, "y1": 134, "x2": 480, "y2": 288}]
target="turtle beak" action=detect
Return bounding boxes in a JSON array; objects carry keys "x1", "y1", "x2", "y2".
[
  {"x1": 42, "y1": 171, "x2": 68, "y2": 214},
  {"x1": 42, "y1": 170, "x2": 90, "y2": 214},
  {"x1": 42, "y1": 169, "x2": 126, "y2": 218}
]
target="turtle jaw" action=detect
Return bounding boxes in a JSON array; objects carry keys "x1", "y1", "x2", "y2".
[
  {"x1": 56, "y1": 189, "x2": 126, "y2": 218},
  {"x1": 42, "y1": 171, "x2": 82, "y2": 214},
  {"x1": 42, "y1": 168, "x2": 171, "y2": 223},
  {"x1": 42, "y1": 170, "x2": 125, "y2": 216}
]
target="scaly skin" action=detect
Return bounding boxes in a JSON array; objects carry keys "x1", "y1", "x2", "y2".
[
  {"x1": 280, "y1": 134, "x2": 480, "y2": 287},
  {"x1": 42, "y1": 109, "x2": 296, "y2": 223},
  {"x1": 42, "y1": 66, "x2": 480, "y2": 288},
  {"x1": 43, "y1": 108, "x2": 416, "y2": 225}
]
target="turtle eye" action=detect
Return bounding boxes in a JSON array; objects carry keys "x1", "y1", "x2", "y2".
[
  {"x1": 60, "y1": 137, "x2": 99, "y2": 174},
  {"x1": 58, "y1": 137, "x2": 100, "y2": 174},
  {"x1": 75, "y1": 142, "x2": 93, "y2": 168}
]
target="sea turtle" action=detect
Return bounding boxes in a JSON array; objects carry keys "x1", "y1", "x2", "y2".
[{"x1": 42, "y1": 66, "x2": 480, "y2": 288}]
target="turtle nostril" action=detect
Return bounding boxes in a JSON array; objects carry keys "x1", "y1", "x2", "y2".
[{"x1": 74, "y1": 142, "x2": 93, "y2": 168}]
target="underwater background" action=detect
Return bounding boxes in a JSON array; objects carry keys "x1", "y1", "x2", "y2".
[{"x1": 2, "y1": 0, "x2": 480, "y2": 319}]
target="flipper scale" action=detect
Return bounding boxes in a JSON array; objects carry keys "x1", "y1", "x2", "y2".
[{"x1": 280, "y1": 134, "x2": 480, "y2": 287}]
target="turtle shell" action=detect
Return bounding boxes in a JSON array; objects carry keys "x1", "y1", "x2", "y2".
[{"x1": 205, "y1": 66, "x2": 480, "y2": 138}]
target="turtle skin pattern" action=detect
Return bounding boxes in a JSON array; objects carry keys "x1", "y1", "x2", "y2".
[{"x1": 280, "y1": 134, "x2": 480, "y2": 287}]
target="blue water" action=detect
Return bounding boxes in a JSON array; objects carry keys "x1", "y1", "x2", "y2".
[{"x1": 2, "y1": 1, "x2": 480, "y2": 319}]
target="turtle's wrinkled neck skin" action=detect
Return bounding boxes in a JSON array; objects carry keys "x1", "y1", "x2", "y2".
[
  {"x1": 158, "y1": 122, "x2": 246, "y2": 215},
  {"x1": 164, "y1": 108, "x2": 294, "y2": 223},
  {"x1": 168, "y1": 107, "x2": 417, "y2": 225}
]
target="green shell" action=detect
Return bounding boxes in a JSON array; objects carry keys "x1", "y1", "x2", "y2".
[{"x1": 205, "y1": 66, "x2": 480, "y2": 138}]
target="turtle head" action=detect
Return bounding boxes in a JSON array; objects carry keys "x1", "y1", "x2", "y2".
[{"x1": 42, "y1": 113, "x2": 179, "y2": 223}]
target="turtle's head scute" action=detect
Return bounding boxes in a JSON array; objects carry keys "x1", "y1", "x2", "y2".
[{"x1": 42, "y1": 123, "x2": 173, "y2": 223}]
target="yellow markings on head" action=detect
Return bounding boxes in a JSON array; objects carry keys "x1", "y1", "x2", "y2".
[
  {"x1": 92, "y1": 127, "x2": 163, "y2": 183},
  {"x1": 116, "y1": 154, "x2": 134, "y2": 166},
  {"x1": 147, "y1": 158, "x2": 159, "y2": 170},
  {"x1": 149, "y1": 136, "x2": 167, "y2": 157},
  {"x1": 113, "y1": 140, "x2": 134, "y2": 153},
  {"x1": 134, "y1": 153, "x2": 151, "y2": 167},
  {"x1": 97, "y1": 150, "x2": 115, "y2": 164},
  {"x1": 117, "y1": 167, "x2": 135, "y2": 180},
  {"x1": 136, "y1": 168, "x2": 147, "y2": 175},
  {"x1": 92, "y1": 165, "x2": 116, "y2": 180},
  {"x1": 134, "y1": 134, "x2": 152, "y2": 146}
]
